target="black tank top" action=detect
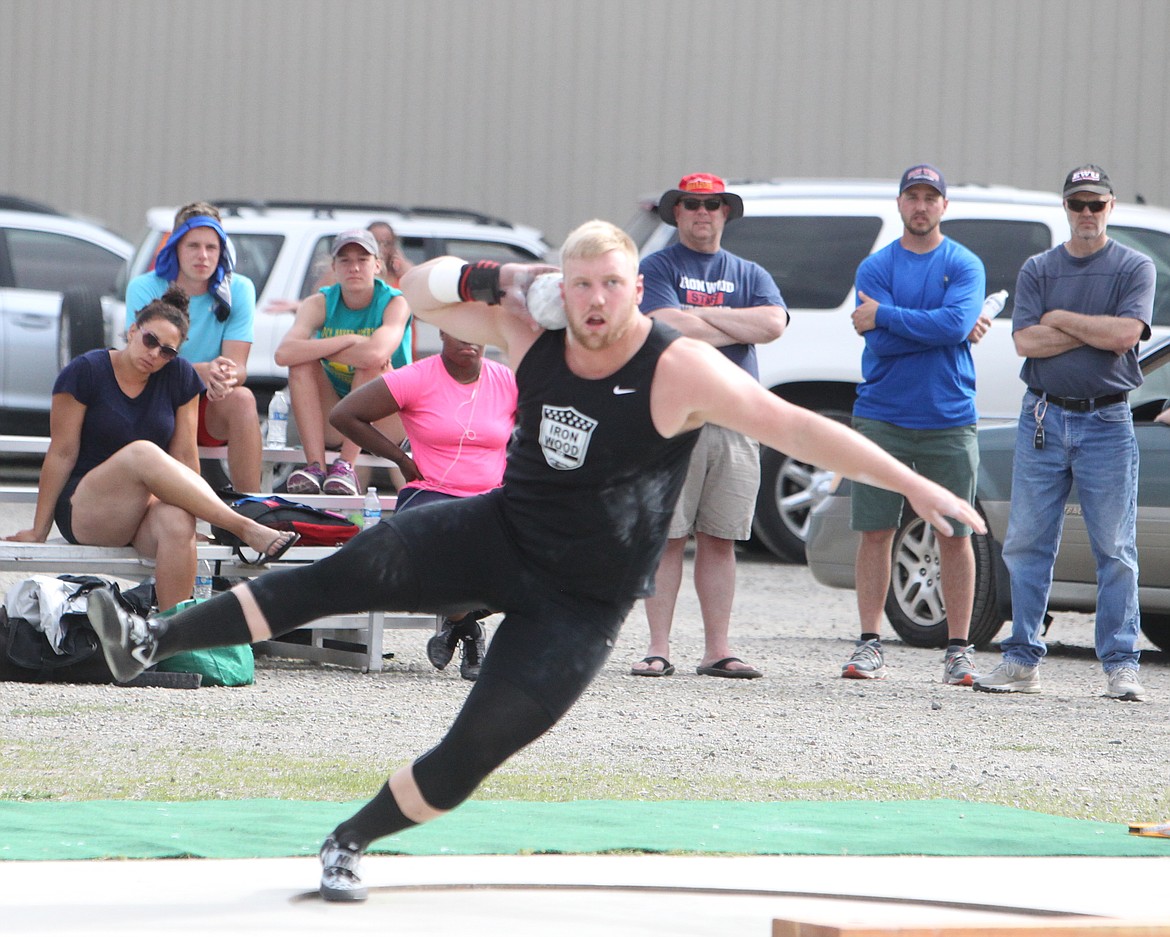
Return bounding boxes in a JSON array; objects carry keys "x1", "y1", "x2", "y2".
[{"x1": 502, "y1": 321, "x2": 700, "y2": 602}]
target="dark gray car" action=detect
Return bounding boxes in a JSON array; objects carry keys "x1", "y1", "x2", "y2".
[{"x1": 806, "y1": 338, "x2": 1170, "y2": 653}]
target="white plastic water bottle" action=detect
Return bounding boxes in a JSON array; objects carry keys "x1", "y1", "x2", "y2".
[
  {"x1": 194, "y1": 559, "x2": 214, "y2": 600},
  {"x1": 266, "y1": 390, "x2": 289, "y2": 448},
  {"x1": 982, "y1": 289, "x2": 1009, "y2": 318},
  {"x1": 363, "y1": 486, "x2": 382, "y2": 529}
]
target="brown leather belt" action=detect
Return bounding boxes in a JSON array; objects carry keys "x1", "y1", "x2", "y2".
[{"x1": 1029, "y1": 388, "x2": 1127, "y2": 412}]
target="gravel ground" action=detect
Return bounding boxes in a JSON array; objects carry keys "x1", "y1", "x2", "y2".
[{"x1": 1, "y1": 494, "x2": 1168, "y2": 823}]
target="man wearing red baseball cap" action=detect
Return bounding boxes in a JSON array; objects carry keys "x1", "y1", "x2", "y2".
[{"x1": 631, "y1": 172, "x2": 788, "y2": 680}]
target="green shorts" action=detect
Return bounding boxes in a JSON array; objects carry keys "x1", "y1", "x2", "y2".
[{"x1": 849, "y1": 417, "x2": 978, "y2": 537}]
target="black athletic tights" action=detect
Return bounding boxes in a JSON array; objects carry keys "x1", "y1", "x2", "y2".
[{"x1": 152, "y1": 517, "x2": 625, "y2": 850}]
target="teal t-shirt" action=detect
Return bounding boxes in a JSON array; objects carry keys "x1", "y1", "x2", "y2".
[{"x1": 318, "y1": 279, "x2": 411, "y2": 390}]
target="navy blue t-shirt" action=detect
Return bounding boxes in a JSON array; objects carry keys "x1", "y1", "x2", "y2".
[
  {"x1": 639, "y1": 243, "x2": 785, "y2": 380},
  {"x1": 53, "y1": 349, "x2": 204, "y2": 486}
]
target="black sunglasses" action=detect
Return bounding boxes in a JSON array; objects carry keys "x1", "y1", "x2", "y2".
[
  {"x1": 681, "y1": 197, "x2": 724, "y2": 212},
  {"x1": 1065, "y1": 198, "x2": 1111, "y2": 214},
  {"x1": 141, "y1": 329, "x2": 180, "y2": 360}
]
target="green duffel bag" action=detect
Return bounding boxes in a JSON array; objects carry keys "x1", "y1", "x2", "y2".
[{"x1": 152, "y1": 599, "x2": 254, "y2": 687}]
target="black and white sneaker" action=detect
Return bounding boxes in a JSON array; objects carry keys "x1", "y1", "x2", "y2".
[
  {"x1": 459, "y1": 622, "x2": 486, "y2": 681},
  {"x1": 319, "y1": 835, "x2": 368, "y2": 902},
  {"x1": 87, "y1": 588, "x2": 159, "y2": 684}
]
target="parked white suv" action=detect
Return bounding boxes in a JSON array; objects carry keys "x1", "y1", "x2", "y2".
[
  {"x1": 110, "y1": 200, "x2": 554, "y2": 403},
  {"x1": 628, "y1": 179, "x2": 1170, "y2": 561},
  {"x1": 0, "y1": 203, "x2": 131, "y2": 431}
]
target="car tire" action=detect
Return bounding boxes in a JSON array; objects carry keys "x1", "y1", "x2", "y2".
[
  {"x1": 1140, "y1": 613, "x2": 1170, "y2": 654},
  {"x1": 883, "y1": 507, "x2": 1006, "y2": 649},
  {"x1": 752, "y1": 408, "x2": 852, "y2": 563},
  {"x1": 58, "y1": 288, "x2": 106, "y2": 368}
]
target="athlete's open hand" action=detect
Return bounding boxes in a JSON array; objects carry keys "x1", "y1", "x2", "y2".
[{"x1": 905, "y1": 478, "x2": 986, "y2": 538}]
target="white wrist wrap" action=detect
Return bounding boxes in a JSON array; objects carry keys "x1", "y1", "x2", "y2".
[{"x1": 427, "y1": 257, "x2": 466, "y2": 305}]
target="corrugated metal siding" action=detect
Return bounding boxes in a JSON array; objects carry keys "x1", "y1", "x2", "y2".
[{"x1": 1, "y1": 0, "x2": 1167, "y2": 244}]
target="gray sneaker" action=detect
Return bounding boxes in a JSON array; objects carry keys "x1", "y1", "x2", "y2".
[
  {"x1": 973, "y1": 660, "x2": 1040, "y2": 694},
  {"x1": 942, "y1": 645, "x2": 977, "y2": 686},
  {"x1": 1104, "y1": 667, "x2": 1145, "y2": 702},
  {"x1": 841, "y1": 639, "x2": 887, "y2": 679},
  {"x1": 287, "y1": 461, "x2": 325, "y2": 495},
  {"x1": 322, "y1": 458, "x2": 360, "y2": 496},
  {"x1": 86, "y1": 588, "x2": 159, "y2": 684},
  {"x1": 319, "y1": 835, "x2": 368, "y2": 902}
]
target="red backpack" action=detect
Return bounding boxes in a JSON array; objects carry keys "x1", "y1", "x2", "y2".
[{"x1": 212, "y1": 496, "x2": 360, "y2": 558}]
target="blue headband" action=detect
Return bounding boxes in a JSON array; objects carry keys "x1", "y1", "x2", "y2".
[{"x1": 153, "y1": 215, "x2": 235, "y2": 322}]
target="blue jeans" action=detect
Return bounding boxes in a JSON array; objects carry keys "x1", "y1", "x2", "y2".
[{"x1": 1000, "y1": 391, "x2": 1140, "y2": 670}]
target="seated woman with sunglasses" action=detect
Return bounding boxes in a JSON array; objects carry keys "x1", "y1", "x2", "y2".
[{"x1": 4, "y1": 288, "x2": 299, "y2": 612}]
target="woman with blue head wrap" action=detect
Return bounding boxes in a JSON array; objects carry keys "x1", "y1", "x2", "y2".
[{"x1": 125, "y1": 202, "x2": 262, "y2": 492}]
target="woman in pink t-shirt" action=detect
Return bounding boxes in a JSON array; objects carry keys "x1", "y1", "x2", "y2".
[{"x1": 330, "y1": 331, "x2": 518, "y2": 679}]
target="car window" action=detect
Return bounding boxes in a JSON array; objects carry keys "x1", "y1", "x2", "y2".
[
  {"x1": 228, "y1": 233, "x2": 282, "y2": 298},
  {"x1": 443, "y1": 238, "x2": 542, "y2": 263},
  {"x1": 4, "y1": 228, "x2": 125, "y2": 293},
  {"x1": 717, "y1": 216, "x2": 884, "y2": 309},
  {"x1": 1110, "y1": 226, "x2": 1170, "y2": 328},
  {"x1": 300, "y1": 236, "x2": 335, "y2": 299},
  {"x1": 940, "y1": 219, "x2": 1051, "y2": 318}
]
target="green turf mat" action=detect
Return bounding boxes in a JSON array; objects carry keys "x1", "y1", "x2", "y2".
[{"x1": 1, "y1": 799, "x2": 1166, "y2": 861}]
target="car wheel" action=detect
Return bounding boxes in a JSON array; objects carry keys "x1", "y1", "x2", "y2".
[
  {"x1": 883, "y1": 507, "x2": 1005, "y2": 649},
  {"x1": 752, "y1": 408, "x2": 852, "y2": 563},
  {"x1": 58, "y1": 289, "x2": 106, "y2": 369},
  {"x1": 1140, "y1": 613, "x2": 1170, "y2": 654}
]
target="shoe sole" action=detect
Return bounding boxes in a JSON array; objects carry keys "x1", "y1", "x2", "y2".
[
  {"x1": 1104, "y1": 691, "x2": 1145, "y2": 702},
  {"x1": 320, "y1": 882, "x2": 368, "y2": 902},
  {"x1": 972, "y1": 682, "x2": 1041, "y2": 694},
  {"x1": 943, "y1": 674, "x2": 975, "y2": 687},
  {"x1": 286, "y1": 481, "x2": 322, "y2": 494},
  {"x1": 841, "y1": 664, "x2": 887, "y2": 679},
  {"x1": 426, "y1": 638, "x2": 455, "y2": 670},
  {"x1": 322, "y1": 479, "x2": 359, "y2": 495}
]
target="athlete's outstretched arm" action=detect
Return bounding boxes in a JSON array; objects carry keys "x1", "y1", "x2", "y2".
[{"x1": 652, "y1": 338, "x2": 986, "y2": 538}]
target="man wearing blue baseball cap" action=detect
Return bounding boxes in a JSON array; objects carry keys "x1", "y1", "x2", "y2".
[{"x1": 842, "y1": 164, "x2": 988, "y2": 686}]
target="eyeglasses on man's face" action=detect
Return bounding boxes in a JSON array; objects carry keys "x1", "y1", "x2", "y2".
[{"x1": 681, "y1": 197, "x2": 724, "y2": 212}]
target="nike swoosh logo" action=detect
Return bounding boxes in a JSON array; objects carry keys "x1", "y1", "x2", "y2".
[{"x1": 612, "y1": 386, "x2": 637, "y2": 395}]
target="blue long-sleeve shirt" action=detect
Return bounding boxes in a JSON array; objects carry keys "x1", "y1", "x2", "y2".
[{"x1": 853, "y1": 238, "x2": 985, "y2": 428}]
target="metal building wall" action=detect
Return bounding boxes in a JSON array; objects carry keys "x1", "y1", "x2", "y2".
[{"x1": 1, "y1": 0, "x2": 1167, "y2": 244}]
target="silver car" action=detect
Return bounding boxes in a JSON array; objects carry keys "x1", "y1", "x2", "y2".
[
  {"x1": 806, "y1": 338, "x2": 1170, "y2": 653},
  {"x1": 0, "y1": 204, "x2": 132, "y2": 430}
]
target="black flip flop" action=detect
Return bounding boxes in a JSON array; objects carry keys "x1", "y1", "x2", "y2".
[
  {"x1": 696, "y1": 657, "x2": 762, "y2": 679},
  {"x1": 238, "y1": 530, "x2": 301, "y2": 566},
  {"x1": 630, "y1": 655, "x2": 675, "y2": 677}
]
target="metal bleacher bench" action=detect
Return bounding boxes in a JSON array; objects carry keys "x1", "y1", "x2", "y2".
[{"x1": 0, "y1": 435, "x2": 439, "y2": 673}]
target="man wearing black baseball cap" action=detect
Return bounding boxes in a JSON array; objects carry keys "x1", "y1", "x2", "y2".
[{"x1": 975, "y1": 165, "x2": 1154, "y2": 700}]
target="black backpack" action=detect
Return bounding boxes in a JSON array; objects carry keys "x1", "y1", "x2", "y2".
[{"x1": 0, "y1": 577, "x2": 153, "y2": 684}]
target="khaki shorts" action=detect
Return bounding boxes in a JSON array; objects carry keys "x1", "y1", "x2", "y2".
[
  {"x1": 850, "y1": 416, "x2": 978, "y2": 536},
  {"x1": 668, "y1": 424, "x2": 760, "y2": 540}
]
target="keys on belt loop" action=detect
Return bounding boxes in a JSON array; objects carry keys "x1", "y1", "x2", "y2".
[{"x1": 1033, "y1": 395, "x2": 1048, "y2": 449}]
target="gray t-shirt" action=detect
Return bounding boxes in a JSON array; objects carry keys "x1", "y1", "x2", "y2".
[{"x1": 1013, "y1": 239, "x2": 1154, "y2": 398}]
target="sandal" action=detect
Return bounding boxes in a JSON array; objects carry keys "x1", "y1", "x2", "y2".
[
  {"x1": 630, "y1": 655, "x2": 675, "y2": 677},
  {"x1": 238, "y1": 530, "x2": 301, "y2": 566}
]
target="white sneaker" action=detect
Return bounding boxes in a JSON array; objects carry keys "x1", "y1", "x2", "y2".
[
  {"x1": 1104, "y1": 667, "x2": 1145, "y2": 702},
  {"x1": 973, "y1": 659, "x2": 1040, "y2": 694}
]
